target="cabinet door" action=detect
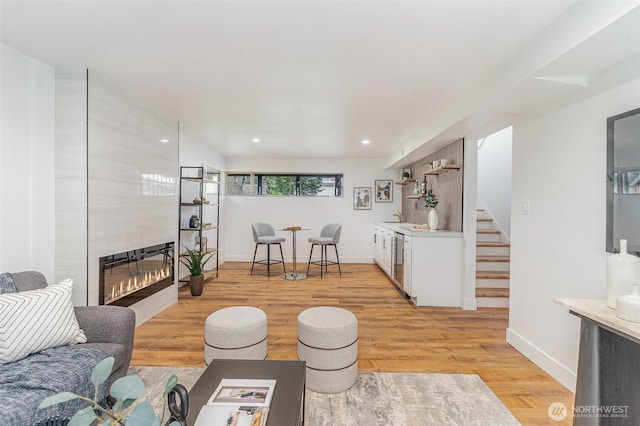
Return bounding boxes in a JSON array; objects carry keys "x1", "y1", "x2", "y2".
[
  {"x1": 381, "y1": 231, "x2": 393, "y2": 276},
  {"x1": 373, "y1": 227, "x2": 381, "y2": 265},
  {"x1": 403, "y1": 245, "x2": 412, "y2": 296}
]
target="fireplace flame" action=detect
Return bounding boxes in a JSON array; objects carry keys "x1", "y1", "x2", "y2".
[{"x1": 105, "y1": 266, "x2": 172, "y2": 304}]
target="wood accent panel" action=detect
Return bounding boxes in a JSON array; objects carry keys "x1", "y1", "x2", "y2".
[
  {"x1": 402, "y1": 139, "x2": 463, "y2": 231},
  {"x1": 132, "y1": 262, "x2": 575, "y2": 425}
]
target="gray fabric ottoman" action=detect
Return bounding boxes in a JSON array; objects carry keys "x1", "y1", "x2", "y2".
[
  {"x1": 297, "y1": 306, "x2": 358, "y2": 393},
  {"x1": 204, "y1": 306, "x2": 268, "y2": 365}
]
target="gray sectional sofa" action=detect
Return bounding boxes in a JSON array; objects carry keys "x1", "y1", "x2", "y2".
[{"x1": 0, "y1": 271, "x2": 136, "y2": 425}]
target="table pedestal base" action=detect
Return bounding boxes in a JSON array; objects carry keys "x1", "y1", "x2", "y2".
[{"x1": 284, "y1": 272, "x2": 307, "y2": 280}]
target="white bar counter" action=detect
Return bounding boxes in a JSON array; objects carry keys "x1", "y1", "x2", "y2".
[
  {"x1": 375, "y1": 222, "x2": 463, "y2": 238},
  {"x1": 374, "y1": 222, "x2": 463, "y2": 307}
]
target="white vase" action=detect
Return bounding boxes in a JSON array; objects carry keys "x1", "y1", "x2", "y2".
[
  {"x1": 428, "y1": 208, "x2": 439, "y2": 231},
  {"x1": 606, "y1": 239, "x2": 640, "y2": 308}
]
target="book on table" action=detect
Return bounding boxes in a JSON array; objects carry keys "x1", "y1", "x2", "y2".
[{"x1": 194, "y1": 379, "x2": 276, "y2": 426}]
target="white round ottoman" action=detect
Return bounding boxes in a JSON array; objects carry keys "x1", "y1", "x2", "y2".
[
  {"x1": 204, "y1": 306, "x2": 267, "y2": 365},
  {"x1": 297, "y1": 306, "x2": 358, "y2": 393}
]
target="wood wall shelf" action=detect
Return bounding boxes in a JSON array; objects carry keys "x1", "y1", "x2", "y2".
[
  {"x1": 422, "y1": 164, "x2": 462, "y2": 175},
  {"x1": 406, "y1": 195, "x2": 425, "y2": 199},
  {"x1": 395, "y1": 178, "x2": 417, "y2": 185}
]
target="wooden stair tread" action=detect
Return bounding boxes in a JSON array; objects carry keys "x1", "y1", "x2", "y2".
[
  {"x1": 477, "y1": 218, "x2": 492, "y2": 222},
  {"x1": 476, "y1": 287, "x2": 510, "y2": 298},
  {"x1": 476, "y1": 271, "x2": 510, "y2": 279},
  {"x1": 477, "y1": 255, "x2": 510, "y2": 262},
  {"x1": 477, "y1": 242, "x2": 510, "y2": 247},
  {"x1": 477, "y1": 229, "x2": 500, "y2": 234}
]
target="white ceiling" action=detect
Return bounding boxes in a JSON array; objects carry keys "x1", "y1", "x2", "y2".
[{"x1": 1, "y1": 1, "x2": 639, "y2": 166}]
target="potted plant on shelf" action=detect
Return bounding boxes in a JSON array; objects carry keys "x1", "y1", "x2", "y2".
[
  {"x1": 180, "y1": 245, "x2": 214, "y2": 296},
  {"x1": 424, "y1": 188, "x2": 439, "y2": 231}
]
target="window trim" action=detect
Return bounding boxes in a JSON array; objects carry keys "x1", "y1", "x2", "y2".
[{"x1": 226, "y1": 172, "x2": 343, "y2": 197}]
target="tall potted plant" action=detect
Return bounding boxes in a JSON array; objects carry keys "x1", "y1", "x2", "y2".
[{"x1": 180, "y1": 245, "x2": 214, "y2": 296}]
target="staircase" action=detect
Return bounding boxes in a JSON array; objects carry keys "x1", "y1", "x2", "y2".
[{"x1": 476, "y1": 209, "x2": 510, "y2": 308}]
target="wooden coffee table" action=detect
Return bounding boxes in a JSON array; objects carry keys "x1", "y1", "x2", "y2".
[{"x1": 185, "y1": 359, "x2": 306, "y2": 425}]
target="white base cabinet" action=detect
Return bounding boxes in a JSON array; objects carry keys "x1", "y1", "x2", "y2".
[
  {"x1": 374, "y1": 223, "x2": 462, "y2": 307},
  {"x1": 373, "y1": 225, "x2": 394, "y2": 277},
  {"x1": 408, "y1": 235, "x2": 461, "y2": 307}
]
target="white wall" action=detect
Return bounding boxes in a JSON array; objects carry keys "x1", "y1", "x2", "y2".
[
  {"x1": 0, "y1": 44, "x2": 55, "y2": 277},
  {"x1": 478, "y1": 126, "x2": 512, "y2": 238},
  {"x1": 224, "y1": 157, "x2": 401, "y2": 264},
  {"x1": 507, "y1": 76, "x2": 640, "y2": 391}
]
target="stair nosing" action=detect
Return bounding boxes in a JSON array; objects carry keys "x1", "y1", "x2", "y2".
[
  {"x1": 476, "y1": 271, "x2": 510, "y2": 279},
  {"x1": 477, "y1": 242, "x2": 510, "y2": 247},
  {"x1": 476, "y1": 256, "x2": 510, "y2": 262},
  {"x1": 476, "y1": 287, "x2": 510, "y2": 298}
]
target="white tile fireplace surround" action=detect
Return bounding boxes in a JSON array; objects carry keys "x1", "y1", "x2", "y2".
[{"x1": 55, "y1": 70, "x2": 179, "y2": 323}]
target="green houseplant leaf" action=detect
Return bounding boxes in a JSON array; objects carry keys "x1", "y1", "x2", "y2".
[
  {"x1": 122, "y1": 401, "x2": 158, "y2": 426},
  {"x1": 68, "y1": 406, "x2": 100, "y2": 426},
  {"x1": 39, "y1": 391, "x2": 82, "y2": 408},
  {"x1": 180, "y1": 244, "x2": 214, "y2": 276},
  {"x1": 91, "y1": 357, "x2": 115, "y2": 388},
  {"x1": 110, "y1": 375, "x2": 146, "y2": 402},
  {"x1": 163, "y1": 375, "x2": 179, "y2": 396}
]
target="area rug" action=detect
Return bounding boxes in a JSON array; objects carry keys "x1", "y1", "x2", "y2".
[{"x1": 128, "y1": 366, "x2": 521, "y2": 425}]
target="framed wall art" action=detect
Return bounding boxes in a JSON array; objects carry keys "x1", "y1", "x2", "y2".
[
  {"x1": 375, "y1": 179, "x2": 393, "y2": 202},
  {"x1": 353, "y1": 187, "x2": 372, "y2": 210}
]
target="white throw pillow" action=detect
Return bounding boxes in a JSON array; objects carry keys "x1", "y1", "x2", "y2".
[{"x1": 0, "y1": 278, "x2": 87, "y2": 365}]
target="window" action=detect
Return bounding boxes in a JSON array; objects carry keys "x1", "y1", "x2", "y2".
[
  {"x1": 226, "y1": 173, "x2": 343, "y2": 197},
  {"x1": 226, "y1": 173, "x2": 254, "y2": 195}
]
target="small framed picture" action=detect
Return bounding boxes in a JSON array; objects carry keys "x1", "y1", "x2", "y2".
[
  {"x1": 375, "y1": 180, "x2": 393, "y2": 202},
  {"x1": 353, "y1": 187, "x2": 372, "y2": 210}
]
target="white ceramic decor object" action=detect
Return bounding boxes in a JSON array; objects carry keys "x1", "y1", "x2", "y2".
[
  {"x1": 606, "y1": 239, "x2": 640, "y2": 308},
  {"x1": 616, "y1": 285, "x2": 640, "y2": 323},
  {"x1": 428, "y1": 208, "x2": 439, "y2": 231}
]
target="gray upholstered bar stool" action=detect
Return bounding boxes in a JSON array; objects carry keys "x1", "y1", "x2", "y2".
[
  {"x1": 204, "y1": 306, "x2": 268, "y2": 365},
  {"x1": 306, "y1": 223, "x2": 342, "y2": 278},
  {"x1": 251, "y1": 222, "x2": 286, "y2": 277},
  {"x1": 297, "y1": 306, "x2": 358, "y2": 393}
]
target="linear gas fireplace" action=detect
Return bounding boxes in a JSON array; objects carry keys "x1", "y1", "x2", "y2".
[{"x1": 99, "y1": 242, "x2": 174, "y2": 307}]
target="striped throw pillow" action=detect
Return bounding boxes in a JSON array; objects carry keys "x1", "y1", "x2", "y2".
[{"x1": 0, "y1": 279, "x2": 87, "y2": 365}]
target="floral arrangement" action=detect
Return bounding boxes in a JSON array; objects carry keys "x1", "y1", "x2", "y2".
[{"x1": 424, "y1": 188, "x2": 438, "y2": 208}]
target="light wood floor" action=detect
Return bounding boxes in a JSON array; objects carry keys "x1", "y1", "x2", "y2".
[{"x1": 132, "y1": 262, "x2": 575, "y2": 425}]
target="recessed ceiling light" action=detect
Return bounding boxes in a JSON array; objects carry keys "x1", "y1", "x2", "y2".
[
  {"x1": 160, "y1": 139, "x2": 169, "y2": 143},
  {"x1": 362, "y1": 139, "x2": 370, "y2": 145},
  {"x1": 252, "y1": 138, "x2": 261, "y2": 143}
]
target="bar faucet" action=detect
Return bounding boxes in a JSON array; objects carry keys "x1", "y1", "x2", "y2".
[{"x1": 393, "y1": 211, "x2": 402, "y2": 223}]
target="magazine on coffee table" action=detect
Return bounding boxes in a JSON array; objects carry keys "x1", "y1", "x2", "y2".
[
  {"x1": 194, "y1": 379, "x2": 276, "y2": 426},
  {"x1": 207, "y1": 379, "x2": 276, "y2": 406}
]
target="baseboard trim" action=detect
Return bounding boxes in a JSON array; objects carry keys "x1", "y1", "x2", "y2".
[
  {"x1": 460, "y1": 297, "x2": 477, "y2": 310},
  {"x1": 506, "y1": 327, "x2": 576, "y2": 392}
]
